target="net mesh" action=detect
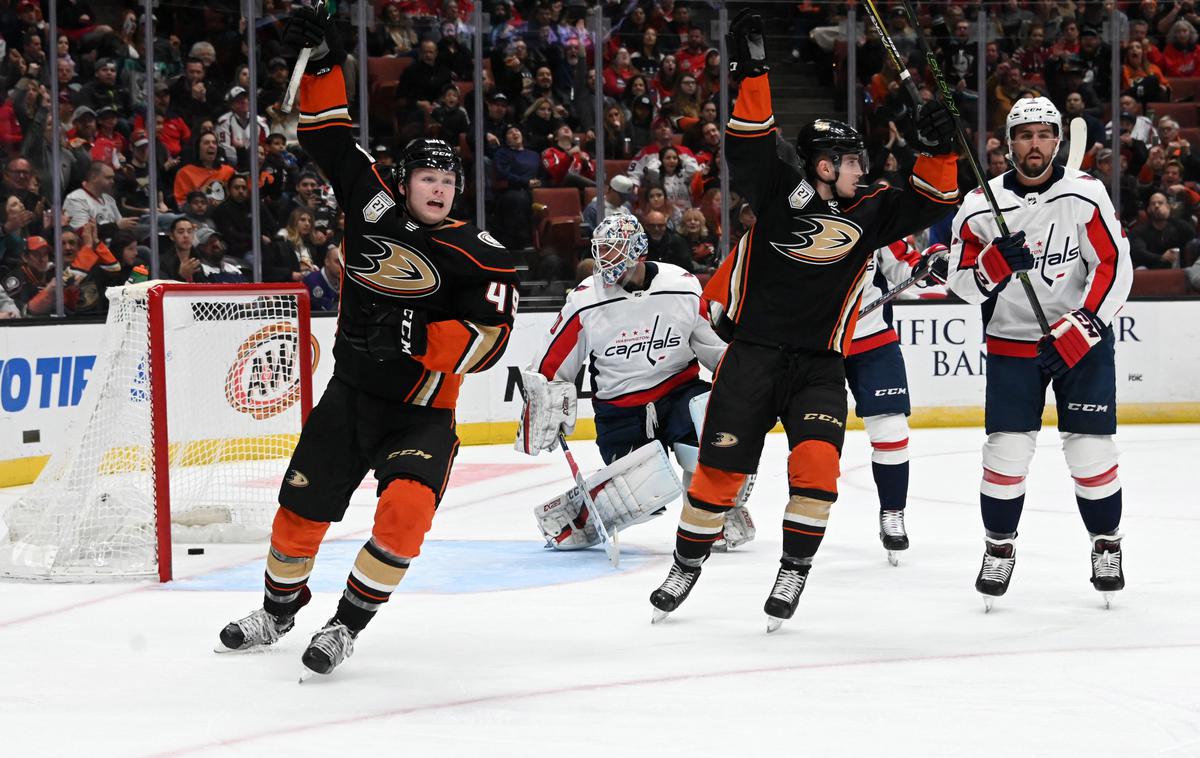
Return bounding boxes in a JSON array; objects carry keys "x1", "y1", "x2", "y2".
[{"x1": 0, "y1": 283, "x2": 308, "y2": 581}]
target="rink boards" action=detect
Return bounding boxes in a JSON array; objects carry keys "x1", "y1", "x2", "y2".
[{"x1": 2, "y1": 299, "x2": 1199, "y2": 486}]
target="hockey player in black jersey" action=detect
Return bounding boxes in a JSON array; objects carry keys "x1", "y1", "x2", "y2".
[
  {"x1": 216, "y1": 7, "x2": 519, "y2": 678},
  {"x1": 650, "y1": 11, "x2": 961, "y2": 631}
]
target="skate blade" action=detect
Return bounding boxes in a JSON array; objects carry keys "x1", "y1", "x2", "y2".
[
  {"x1": 1103, "y1": 592, "x2": 1113, "y2": 610},
  {"x1": 766, "y1": 616, "x2": 784, "y2": 634},
  {"x1": 298, "y1": 666, "x2": 315, "y2": 683},
  {"x1": 886, "y1": 550, "x2": 900, "y2": 567},
  {"x1": 982, "y1": 596, "x2": 995, "y2": 613},
  {"x1": 651, "y1": 608, "x2": 671, "y2": 624},
  {"x1": 213, "y1": 641, "x2": 272, "y2": 655}
]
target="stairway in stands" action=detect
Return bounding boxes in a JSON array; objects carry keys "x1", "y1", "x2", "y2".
[{"x1": 764, "y1": 28, "x2": 848, "y2": 139}]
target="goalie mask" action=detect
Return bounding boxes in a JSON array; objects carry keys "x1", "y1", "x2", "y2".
[
  {"x1": 591, "y1": 212, "x2": 648, "y2": 287},
  {"x1": 397, "y1": 137, "x2": 464, "y2": 196},
  {"x1": 1005, "y1": 97, "x2": 1062, "y2": 179}
]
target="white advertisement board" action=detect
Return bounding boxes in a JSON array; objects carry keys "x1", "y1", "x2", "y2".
[{"x1": 3, "y1": 301, "x2": 1198, "y2": 484}]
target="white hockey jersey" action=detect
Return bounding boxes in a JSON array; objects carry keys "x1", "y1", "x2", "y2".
[
  {"x1": 531, "y1": 262, "x2": 725, "y2": 406},
  {"x1": 849, "y1": 240, "x2": 919, "y2": 355},
  {"x1": 947, "y1": 166, "x2": 1132, "y2": 355}
]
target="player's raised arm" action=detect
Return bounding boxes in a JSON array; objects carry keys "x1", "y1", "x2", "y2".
[
  {"x1": 723, "y1": 11, "x2": 795, "y2": 213},
  {"x1": 284, "y1": 7, "x2": 371, "y2": 207}
]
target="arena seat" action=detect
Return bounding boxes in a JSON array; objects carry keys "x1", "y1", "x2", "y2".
[
  {"x1": 1149, "y1": 102, "x2": 1197, "y2": 127},
  {"x1": 532, "y1": 187, "x2": 585, "y2": 259},
  {"x1": 1129, "y1": 269, "x2": 1190, "y2": 297}
]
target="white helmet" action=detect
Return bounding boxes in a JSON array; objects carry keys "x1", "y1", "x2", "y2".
[
  {"x1": 591, "y1": 212, "x2": 647, "y2": 287},
  {"x1": 1005, "y1": 96, "x2": 1062, "y2": 177}
]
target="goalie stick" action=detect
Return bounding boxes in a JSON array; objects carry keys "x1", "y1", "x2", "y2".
[
  {"x1": 859, "y1": 245, "x2": 949, "y2": 317},
  {"x1": 861, "y1": 0, "x2": 1051, "y2": 336}
]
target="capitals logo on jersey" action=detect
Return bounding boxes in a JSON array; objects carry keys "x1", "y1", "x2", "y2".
[
  {"x1": 603, "y1": 314, "x2": 682, "y2": 364},
  {"x1": 770, "y1": 215, "x2": 863, "y2": 265},
  {"x1": 346, "y1": 235, "x2": 441, "y2": 297}
]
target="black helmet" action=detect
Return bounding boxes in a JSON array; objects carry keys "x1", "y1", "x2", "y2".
[
  {"x1": 397, "y1": 138, "x2": 464, "y2": 196},
  {"x1": 795, "y1": 119, "x2": 867, "y2": 173}
]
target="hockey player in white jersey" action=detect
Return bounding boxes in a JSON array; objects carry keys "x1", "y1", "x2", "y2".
[
  {"x1": 518, "y1": 212, "x2": 754, "y2": 551},
  {"x1": 846, "y1": 239, "x2": 946, "y2": 566},
  {"x1": 946, "y1": 97, "x2": 1133, "y2": 609}
]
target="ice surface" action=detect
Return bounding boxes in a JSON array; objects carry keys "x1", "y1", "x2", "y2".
[{"x1": 1, "y1": 425, "x2": 1197, "y2": 757}]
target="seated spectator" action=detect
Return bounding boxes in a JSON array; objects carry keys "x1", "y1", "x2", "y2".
[
  {"x1": 67, "y1": 105, "x2": 98, "y2": 158},
  {"x1": 192, "y1": 227, "x2": 247, "y2": 284},
  {"x1": 1130, "y1": 192, "x2": 1197, "y2": 268},
  {"x1": 639, "y1": 183, "x2": 681, "y2": 230},
  {"x1": 1122, "y1": 40, "x2": 1171, "y2": 100},
  {"x1": 1158, "y1": 117, "x2": 1200, "y2": 181},
  {"x1": 431, "y1": 84, "x2": 471, "y2": 149},
  {"x1": 1138, "y1": 145, "x2": 1169, "y2": 203},
  {"x1": 1161, "y1": 159, "x2": 1200, "y2": 218},
  {"x1": 1, "y1": 194, "x2": 37, "y2": 267},
  {"x1": 397, "y1": 39, "x2": 453, "y2": 140},
  {"x1": 1051, "y1": 19, "x2": 1082, "y2": 58},
  {"x1": 678, "y1": 207, "x2": 718, "y2": 274},
  {"x1": 182, "y1": 191, "x2": 214, "y2": 233},
  {"x1": 522, "y1": 96, "x2": 563, "y2": 153},
  {"x1": 1160, "y1": 19, "x2": 1200, "y2": 77},
  {"x1": 135, "y1": 83, "x2": 192, "y2": 159},
  {"x1": 212, "y1": 173, "x2": 280, "y2": 261},
  {"x1": 260, "y1": 132, "x2": 297, "y2": 205},
  {"x1": 540, "y1": 124, "x2": 595, "y2": 189},
  {"x1": 173, "y1": 132, "x2": 236, "y2": 207},
  {"x1": 601, "y1": 103, "x2": 635, "y2": 162},
  {"x1": 1092, "y1": 148, "x2": 1140, "y2": 225},
  {"x1": 216, "y1": 87, "x2": 269, "y2": 170},
  {"x1": 645, "y1": 145, "x2": 700, "y2": 219},
  {"x1": 628, "y1": 94, "x2": 656, "y2": 151},
  {"x1": 641, "y1": 210, "x2": 692, "y2": 271},
  {"x1": 258, "y1": 59, "x2": 291, "y2": 118},
  {"x1": 1011, "y1": 23, "x2": 1050, "y2": 82},
  {"x1": 603, "y1": 47, "x2": 638, "y2": 98},
  {"x1": 63, "y1": 161, "x2": 135, "y2": 239},
  {"x1": 75, "y1": 57, "x2": 128, "y2": 114},
  {"x1": 628, "y1": 117, "x2": 699, "y2": 186},
  {"x1": 1063, "y1": 91, "x2": 1105, "y2": 152},
  {"x1": 283, "y1": 170, "x2": 326, "y2": 220},
  {"x1": 303, "y1": 247, "x2": 342, "y2": 312},
  {"x1": 369, "y1": 2, "x2": 419, "y2": 56},
  {"x1": 581, "y1": 174, "x2": 637, "y2": 236},
  {"x1": 264, "y1": 207, "x2": 317, "y2": 283},
  {"x1": 631, "y1": 27, "x2": 664, "y2": 77},
  {"x1": 160, "y1": 217, "x2": 199, "y2": 282},
  {"x1": 493, "y1": 125, "x2": 541, "y2": 248},
  {"x1": 622, "y1": 74, "x2": 655, "y2": 114},
  {"x1": 700, "y1": 50, "x2": 722, "y2": 101},
  {"x1": 115, "y1": 130, "x2": 167, "y2": 220},
  {"x1": 676, "y1": 25, "x2": 711, "y2": 77},
  {"x1": 669, "y1": 73, "x2": 703, "y2": 120},
  {"x1": 1, "y1": 232, "x2": 54, "y2": 313},
  {"x1": 91, "y1": 106, "x2": 127, "y2": 167},
  {"x1": 169, "y1": 56, "x2": 222, "y2": 126},
  {"x1": 653, "y1": 54, "x2": 682, "y2": 100},
  {"x1": 2, "y1": 157, "x2": 41, "y2": 218}
]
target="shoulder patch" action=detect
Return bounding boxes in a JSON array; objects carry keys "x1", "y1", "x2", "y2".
[
  {"x1": 363, "y1": 191, "x2": 395, "y2": 223},
  {"x1": 477, "y1": 230, "x2": 505, "y2": 248}
]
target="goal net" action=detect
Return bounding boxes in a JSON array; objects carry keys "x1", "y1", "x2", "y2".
[{"x1": 0, "y1": 282, "x2": 312, "y2": 582}]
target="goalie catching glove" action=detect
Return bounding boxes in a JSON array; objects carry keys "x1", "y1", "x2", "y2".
[
  {"x1": 516, "y1": 370, "x2": 577, "y2": 455},
  {"x1": 535, "y1": 442, "x2": 681, "y2": 549},
  {"x1": 1038, "y1": 307, "x2": 1103, "y2": 378}
]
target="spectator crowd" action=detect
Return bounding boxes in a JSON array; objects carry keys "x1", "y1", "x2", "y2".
[{"x1": 1, "y1": 0, "x2": 1198, "y2": 320}]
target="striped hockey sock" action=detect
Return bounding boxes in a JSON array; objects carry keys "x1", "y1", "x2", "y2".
[{"x1": 335, "y1": 538, "x2": 411, "y2": 633}]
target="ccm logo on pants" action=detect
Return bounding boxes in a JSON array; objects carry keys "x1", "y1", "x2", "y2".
[
  {"x1": 1066, "y1": 403, "x2": 1109, "y2": 412},
  {"x1": 873, "y1": 388, "x2": 908, "y2": 396}
]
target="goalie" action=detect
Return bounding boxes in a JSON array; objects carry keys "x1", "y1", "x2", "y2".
[{"x1": 517, "y1": 212, "x2": 755, "y2": 552}]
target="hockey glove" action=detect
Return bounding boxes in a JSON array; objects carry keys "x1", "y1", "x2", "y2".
[
  {"x1": 726, "y1": 9, "x2": 769, "y2": 80},
  {"x1": 976, "y1": 230, "x2": 1034, "y2": 290},
  {"x1": 516, "y1": 370, "x2": 577, "y2": 456},
  {"x1": 912, "y1": 243, "x2": 950, "y2": 286},
  {"x1": 1037, "y1": 308, "x2": 1104, "y2": 378},
  {"x1": 282, "y1": 5, "x2": 346, "y2": 73},
  {"x1": 342, "y1": 303, "x2": 428, "y2": 362},
  {"x1": 915, "y1": 100, "x2": 957, "y2": 154}
]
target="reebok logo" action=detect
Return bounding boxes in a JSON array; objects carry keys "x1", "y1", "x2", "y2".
[
  {"x1": 712, "y1": 432, "x2": 739, "y2": 448},
  {"x1": 285, "y1": 469, "x2": 309, "y2": 488}
]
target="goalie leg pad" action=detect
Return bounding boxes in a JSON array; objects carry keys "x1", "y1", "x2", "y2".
[
  {"x1": 688, "y1": 391, "x2": 711, "y2": 439},
  {"x1": 588, "y1": 441, "x2": 682, "y2": 532},
  {"x1": 673, "y1": 442, "x2": 699, "y2": 473},
  {"x1": 534, "y1": 486, "x2": 599, "y2": 550}
]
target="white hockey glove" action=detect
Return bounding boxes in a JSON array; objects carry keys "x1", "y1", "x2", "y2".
[
  {"x1": 534, "y1": 442, "x2": 681, "y2": 549},
  {"x1": 515, "y1": 370, "x2": 577, "y2": 456}
]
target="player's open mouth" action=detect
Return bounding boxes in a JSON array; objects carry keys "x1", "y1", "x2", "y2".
[{"x1": 428, "y1": 200, "x2": 445, "y2": 208}]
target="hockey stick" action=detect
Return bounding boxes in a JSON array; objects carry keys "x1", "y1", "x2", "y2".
[
  {"x1": 281, "y1": 0, "x2": 335, "y2": 115},
  {"x1": 859, "y1": 246, "x2": 949, "y2": 316},
  {"x1": 518, "y1": 381, "x2": 619, "y2": 567},
  {"x1": 861, "y1": 0, "x2": 1051, "y2": 336},
  {"x1": 1065, "y1": 117, "x2": 1087, "y2": 170}
]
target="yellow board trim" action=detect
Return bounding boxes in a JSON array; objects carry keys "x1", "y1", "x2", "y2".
[{"x1": 4, "y1": 404, "x2": 1199, "y2": 489}]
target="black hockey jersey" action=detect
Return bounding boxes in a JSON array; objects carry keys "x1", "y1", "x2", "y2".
[
  {"x1": 705, "y1": 73, "x2": 960, "y2": 354},
  {"x1": 298, "y1": 66, "x2": 519, "y2": 407}
]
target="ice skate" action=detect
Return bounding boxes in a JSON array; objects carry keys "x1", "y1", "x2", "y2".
[
  {"x1": 649, "y1": 558, "x2": 702, "y2": 623},
  {"x1": 215, "y1": 608, "x2": 296, "y2": 653},
  {"x1": 298, "y1": 618, "x2": 357, "y2": 681},
  {"x1": 975, "y1": 537, "x2": 1016, "y2": 612},
  {"x1": 879, "y1": 509, "x2": 908, "y2": 566},
  {"x1": 764, "y1": 558, "x2": 810, "y2": 633},
  {"x1": 1089, "y1": 534, "x2": 1124, "y2": 609}
]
